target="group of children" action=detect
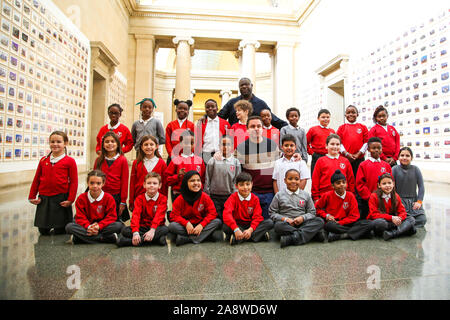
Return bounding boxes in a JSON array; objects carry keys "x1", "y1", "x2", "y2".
[{"x1": 28, "y1": 98, "x2": 426, "y2": 248}]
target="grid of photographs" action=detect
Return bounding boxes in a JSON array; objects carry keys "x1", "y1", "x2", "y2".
[
  {"x1": 108, "y1": 71, "x2": 127, "y2": 124},
  {"x1": 0, "y1": 0, "x2": 89, "y2": 164},
  {"x1": 351, "y1": 9, "x2": 450, "y2": 162}
]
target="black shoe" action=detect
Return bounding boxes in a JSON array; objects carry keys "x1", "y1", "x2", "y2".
[
  {"x1": 383, "y1": 230, "x2": 396, "y2": 241},
  {"x1": 38, "y1": 228, "x2": 51, "y2": 235},
  {"x1": 116, "y1": 235, "x2": 132, "y2": 247},
  {"x1": 314, "y1": 230, "x2": 326, "y2": 243},
  {"x1": 291, "y1": 231, "x2": 303, "y2": 245},
  {"x1": 280, "y1": 235, "x2": 293, "y2": 248},
  {"x1": 159, "y1": 236, "x2": 167, "y2": 246},
  {"x1": 176, "y1": 235, "x2": 190, "y2": 246},
  {"x1": 167, "y1": 232, "x2": 177, "y2": 243},
  {"x1": 211, "y1": 230, "x2": 224, "y2": 242},
  {"x1": 101, "y1": 233, "x2": 119, "y2": 244},
  {"x1": 229, "y1": 234, "x2": 236, "y2": 246},
  {"x1": 264, "y1": 232, "x2": 271, "y2": 241},
  {"x1": 327, "y1": 232, "x2": 341, "y2": 242}
]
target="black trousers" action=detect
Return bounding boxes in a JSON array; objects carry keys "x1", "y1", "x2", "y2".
[
  {"x1": 350, "y1": 157, "x2": 364, "y2": 181},
  {"x1": 357, "y1": 195, "x2": 370, "y2": 220},
  {"x1": 210, "y1": 194, "x2": 230, "y2": 221},
  {"x1": 274, "y1": 218, "x2": 324, "y2": 244},
  {"x1": 324, "y1": 220, "x2": 373, "y2": 240},
  {"x1": 119, "y1": 225, "x2": 169, "y2": 246},
  {"x1": 311, "y1": 153, "x2": 325, "y2": 176},
  {"x1": 222, "y1": 219, "x2": 274, "y2": 243},
  {"x1": 372, "y1": 216, "x2": 416, "y2": 237}
]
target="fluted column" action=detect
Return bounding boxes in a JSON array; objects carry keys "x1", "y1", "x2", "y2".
[
  {"x1": 238, "y1": 39, "x2": 260, "y2": 86},
  {"x1": 172, "y1": 36, "x2": 195, "y2": 101}
]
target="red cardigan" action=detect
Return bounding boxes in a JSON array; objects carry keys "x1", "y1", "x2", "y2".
[
  {"x1": 194, "y1": 117, "x2": 230, "y2": 155},
  {"x1": 164, "y1": 155, "x2": 206, "y2": 193},
  {"x1": 75, "y1": 192, "x2": 117, "y2": 230},
  {"x1": 28, "y1": 155, "x2": 78, "y2": 202},
  {"x1": 96, "y1": 123, "x2": 134, "y2": 154},
  {"x1": 222, "y1": 192, "x2": 263, "y2": 231},
  {"x1": 336, "y1": 123, "x2": 368, "y2": 158},
  {"x1": 165, "y1": 119, "x2": 195, "y2": 158},
  {"x1": 367, "y1": 193, "x2": 407, "y2": 221},
  {"x1": 368, "y1": 124, "x2": 400, "y2": 161},
  {"x1": 170, "y1": 192, "x2": 218, "y2": 227},
  {"x1": 306, "y1": 126, "x2": 335, "y2": 155},
  {"x1": 130, "y1": 193, "x2": 167, "y2": 233},
  {"x1": 356, "y1": 159, "x2": 392, "y2": 201},
  {"x1": 230, "y1": 122, "x2": 249, "y2": 149},
  {"x1": 315, "y1": 191, "x2": 359, "y2": 225},
  {"x1": 311, "y1": 155, "x2": 355, "y2": 201},
  {"x1": 129, "y1": 157, "x2": 167, "y2": 207},
  {"x1": 94, "y1": 155, "x2": 129, "y2": 203}
]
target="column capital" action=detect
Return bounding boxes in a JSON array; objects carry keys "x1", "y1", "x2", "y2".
[
  {"x1": 172, "y1": 36, "x2": 195, "y2": 46},
  {"x1": 220, "y1": 90, "x2": 232, "y2": 96},
  {"x1": 275, "y1": 41, "x2": 295, "y2": 50},
  {"x1": 134, "y1": 34, "x2": 155, "y2": 41},
  {"x1": 238, "y1": 39, "x2": 260, "y2": 51}
]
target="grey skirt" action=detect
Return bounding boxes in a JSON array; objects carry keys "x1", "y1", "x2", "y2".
[{"x1": 34, "y1": 193, "x2": 73, "y2": 229}]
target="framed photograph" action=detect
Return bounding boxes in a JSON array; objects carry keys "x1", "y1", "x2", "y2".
[
  {"x1": 23, "y1": 148, "x2": 30, "y2": 160},
  {"x1": 0, "y1": 33, "x2": 9, "y2": 49},
  {"x1": 31, "y1": 148, "x2": 37, "y2": 159},
  {"x1": 5, "y1": 131, "x2": 13, "y2": 144},
  {"x1": 11, "y1": 25, "x2": 19, "y2": 40},
  {"x1": 1, "y1": 18, "x2": 10, "y2": 34},
  {"x1": 24, "y1": 118, "x2": 31, "y2": 131},
  {"x1": 4, "y1": 148, "x2": 13, "y2": 161},
  {"x1": 9, "y1": 55, "x2": 17, "y2": 69},
  {"x1": 2, "y1": 3, "x2": 12, "y2": 19},
  {"x1": 7, "y1": 85, "x2": 15, "y2": 98},
  {"x1": 12, "y1": 10, "x2": 20, "y2": 26},
  {"x1": 14, "y1": 148, "x2": 22, "y2": 160},
  {"x1": 0, "y1": 99, "x2": 4, "y2": 112},
  {"x1": 15, "y1": 103, "x2": 23, "y2": 115}
]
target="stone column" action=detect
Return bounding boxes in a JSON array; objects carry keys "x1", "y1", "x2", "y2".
[
  {"x1": 238, "y1": 39, "x2": 260, "y2": 86},
  {"x1": 134, "y1": 34, "x2": 155, "y2": 121},
  {"x1": 220, "y1": 90, "x2": 233, "y2": 107},
  {"x1": 274, "y1": 41, "x2": 295, "y2": 116},
  {"x1": 172, "y1": 36, "x2": 195, "y2": 101}
]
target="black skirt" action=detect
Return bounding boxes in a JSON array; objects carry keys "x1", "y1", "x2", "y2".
[
  {"x1": 34, "y1": 193, "x2": 73, "y2": 229},
  {"x1": 111, "y1": 193, "x2": 130, "y2": 222}
]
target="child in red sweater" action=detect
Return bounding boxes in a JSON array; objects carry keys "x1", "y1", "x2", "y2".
[
  {"x1": 65, "y1": 170, "x2": 123, "y2": 244},
  {"x1": 94, "y1": 131, "x2": 129, "y2": 222},
  {"x1": 356, "y1": 137, "x2": 392, "y2": 219},
  {"x1": 129, "y1": 135, "x2": 167, "y2": 211},
  {"x1": 95, "y1": 104, "x2": 134, "y2": 155},
  {"x1": 29, "y1": 131, "x2": 78, "y2": 235},
  {"x1": 230, "y1": 100, "x2": 252, "y2": 148},
  {"x1": 315, "y1": 170, "x2": 373, "y2": 242},
  {"x1": 367, "y1": 173, "x2": 416, "y2": 240},
  {"x1": 368, "y1": 105, "x2": 400, "y2": 167},
  {"x1": 168, "y1": 171, "x2": 222, "y2": 246},
  {"x1": 311, "y1": 134, "x2": 355, "y2": 202},
  {"x1": 222, "y1": 172, "x2": 273, "y2": 245},
  {"x1": 118, "y1": 172, "x2": 168, "y2": 247},
  {"x1": 306, "y1": 109, "x2": 335, "y2": 175},
  {"x1": 337, "y1": 105, "x2": 369, "y2": 177},
  {"x1": 260, "y1": 109, "x2": 280, "y2": 146}
]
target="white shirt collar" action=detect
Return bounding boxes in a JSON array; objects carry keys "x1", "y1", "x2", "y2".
[
  {"x1": 140, "y1": 117, "x2": 152, "y2": 124},
  {"x1": 221, "y1": 154, "x2": 234, "y2": 161},
  {"x1": 263, "y1": 124, "x2": 273, "y2": 130},
  {"x1": 286, "y1": 189, "x2": 300, "y2": 195},
  {"x1": 105, "y1": 153, "x2": 120, "y2": 161},
  {"x1": 368, "y1": 156, "x2": 381, "y2": 163},
  {"x1": 144, "y1": 156, "x2": 158, "y2": 163},
  {"x1": 50, "y1": 153, "x2": 66, "y2": 164},
  {"x1": 88, "y1": 191, "x2": 104, "y2": 203},
  {"x1": 382, "y1": 193, "x2": 391, "y2": 202},
  {"x1": 238, "y1": 120, "x2": 246, "y2": 126},
  {"x1": 281, "y1": 155, "x2": 295, "y2": 162},
  {"x1": 378, "y1": 123, "x2": 388, "y2": 131},
  {"x1": 207, "y1": 116, "x2": 219, "y2": 123},
  {"x1": 319, "y1": 124, "x2": 328, "y2": 129},
  {"x1": 178, "y1": 118, "x2": 187, "y2": 127},
  {"x1": 335, "y1": 191, "x2": 346, "y2": 199},
  {"x1": 238, "y1": 193, "x2": 252, "y2": 201},
  {"x1": 108, "y1": 122, "x2": 120, "y2": 130},
  {"x1": 326, "y1": 154, "x2": 340, "y2": 160},
  {"x1": 181, "y1": 153, "x2": 194, "y2": 158},
  {"x1": 145, "y1": 192, "x2": 159, "y2": 202}
]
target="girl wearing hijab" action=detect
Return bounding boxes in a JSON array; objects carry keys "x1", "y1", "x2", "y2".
[{"x1": 168, "y1": 171, "x2": 223, "y2": 246}]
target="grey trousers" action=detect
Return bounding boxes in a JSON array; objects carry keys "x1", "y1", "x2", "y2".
[
  {"x1": 274, "y1": 217, "x2": 324, "y2": 244},
  {"x1": 372, "y1": 216, "x2": 416, "y2": 237},
  {"x1": 120, "y1": 225, "x2": 169, "y2": 246},
  {"x1": 324, "y1": 220, "x2": 374, "y2": 240},
  {"x1": 401, "y1": 197, "x2": 427, "y2": 228},
  {"x1": 168, "y1": 219, "x2": 222, "y2": 244},
  {"x1": 222, "y1": 219, "x2": 274, "y2": 243},
  {"x1": 65, "y1": 221, "x2": 124, "y2": 244}
]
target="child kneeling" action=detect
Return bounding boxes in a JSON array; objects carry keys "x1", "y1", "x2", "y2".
[
  {"x1": 315, "y1": 170, "x2": 373, "y2": 242},
  {"x1": 222, "y1": 172, "x2": 274, "y2": 245},
  {"x1": 118, "y1": 172, "x2": 168, "y2": 247},
  {"x1": 269, "y1": 169, "x2": 324, "y2": 248}
]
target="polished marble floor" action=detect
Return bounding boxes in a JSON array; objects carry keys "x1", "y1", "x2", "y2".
[{"x1": 0, "y1": 179, "x2": 449, "y2": 300}]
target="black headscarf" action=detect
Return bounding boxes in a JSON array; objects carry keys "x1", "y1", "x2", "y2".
[{"x1": 180, "y1": 170, "x2": 203, "y2": 206}]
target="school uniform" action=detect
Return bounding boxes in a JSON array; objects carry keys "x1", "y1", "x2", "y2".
[
  {"x1": 356, "y1": 157, "x2": 392, "y2": 219},
  {"x1": 194, "y1": 116, "x2": 230, "y2": 164},
  {"x1": 65, "y1": 191, "x2": 124, "y2": 244},
  {"x1": 315, "y1": 191, "x2": 373, "y2": 240},
  {"x1": 129, "y1": 157, "x2": 167, "y2": 208},
  {"x1": 204, "y1": 155, "x2": 241, "y2": 219},
  {"x1": 272, "y1": 155, "x2": 310, "y2": 193},
  {"x1": 279, "y1": 124, "x2": 308, "y2": 163},
  {"x1": 96, "y1": 122, "x2": 134, "y2": 154},
  {"x1": 222, "y1": 192, "x2": 274, "y2": 243},
  {"x1": 131, "y1": 117, "x2": 165, "y2": 150},
  {"x1": 230, "y1": 121, "x2": 249, "y2": 150},
  {"x1": 336, "y1": 122, "x2": 369, "y2": 177},
  {"x1": 168, "y1": 192, "x2": 222, "y2": 244},
  {"x1": 368, "y1": 124, "x2": 400, "y2": 165},
  {"x1": 263, "y1": 125, "x2": 280, "y2": 147},
  {"x1": 367, "y1": 193, "x2": 416, "y2": 238},
  {"x1": 165, "y1": 118, "x2": 195, "y2": 161},
  {"x1": 29, "y1": 154, "x2": 78, "y2": 232},
  {"x1": 306, "y1": 125, "x2": 335, "y2": 175},
  {"x1": 119, "y1": 192, "x2": 169, "y2": 246},
  {"x1": 311, "y1": 155, "x2": 355, "y2": 202},
  {"x1": 269, "y1": 189, "x2": 324, "y2": 245}
]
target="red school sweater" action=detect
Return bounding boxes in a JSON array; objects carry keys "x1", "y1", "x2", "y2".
[
  {"x1": 368, "y1": 124, "x2": 400, "y2": 161},
  {"x1": 170, "y1": 192, "x2": 218, "y2": 227},
  {"x1": 315, "y1": 191, "x2": 359, "y2": 225},
  {"x1": 94, "y1": 155, "x2": 129, "y2": 203},
  {"x1": 336, "y1": 123, "x2": 368, "y2": 158},
  {"x1": 230, "y1": 122, "x2": 249, "y2": 149},
  {"x1": 356, "y1": 159, "x2": 392, "y2": 201},
  {"x1": 222, "y1": 192, "x2": 263, "y2": 231},
  {"x1": 165, "y1": 119, "x2": 195, "y2": 158},
  {"x1": 130, "y1": 193, "x2": 167, "y2": 233},
  {"x1": 129, "y1": 157, "x2": 168, "y2": 206},
  {"x1": 194, "y1": 117, "x2": 231, "y2": 154},
  {"x1": 96, "y1": 123, "x2": 134, "y2": 154},
  {"x1": 306, "y1": 125, "x2": 335, "y2": 155},
  {"x1": 74, "y1": 192, "x2": 117, "y2": 230},
  {"x1": 263, "y1": 126, "x2": 280, "y2": 146},
  {"x1": 28, "y1": 155, "x2": 78, "y2": 202},
  {"x1": 367, "y1": 193, "x2": 407, "y2": 221},
  {"x1": 164, "y1": 155, "x2": 206, "y2": 193},
  {"x1": 311, "y1": 155, "x2": 355, "y2": 201}
]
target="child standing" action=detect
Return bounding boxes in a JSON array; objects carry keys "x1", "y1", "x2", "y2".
[
  {"x1": 118, "y1": 172, "x2": 168, "y2": 247},
  {"x1": 272, "y1": 134, "x2": 310, "y2": 193},
  {"x1": 392, "y1": 147, "x2": 427, "y2": 228},
  {"x1": 95, "y1": 104, "x2": 134, "y2": 155},
  {"x1": 260, "y1": 109, "x2": 280, "y2": 146},
  {"x1": 306, "y1": 109, "x2": 335, "y2": 175},
  {"x1": 269, "y1": 169, "x2": 325, "y2": 248},
  {"x1": 204, "y1": 135, "x2": 241, "y2": 220},
  {"x1": 311, "y1": 134, "x2": 355, "y2": 202},
  {"x1": 65, "y1": 170, "x2": 123, "y2": 244},
  {"x1": 131, "y1": 98, "x2": 165, "y2": 152},
  {"x1": 29, "y1": 131, "x2": 78, "y2": 235},
  {"x1": 231, "y1": 100, "x2": 252, "y2": 148},
  {"x1": 129, "y1": 135, "x2": 167, "y2": 211},
  {"x1": 315, "y1": 170, "x2": 373, "y2": 242},
  {"x1": 336, "y1": 105, "x2": 369, "y2": 177},
  {"x1": 222, "y1": 172, "x2": 274, "y2": 245},
  {"x1": 368, "y1": 105, "x2": 400, "y2": 167},
  {"x1": 168, "y1": 171, "x2": 223, "y2": 246},
  {"x1": 165, "y1": 99, "x2": 194, "y2": 164},
  {"x1": 356, "y1": 137, "x2": 392, "y2": 219},
  {"x1": 368, "y1": 173, "x2": 416, "y2": 240},
  {"x1": 94, "y1": 131, "x2": 130, "y2": 222},
  {"x1": 280, "y1": 107, "x2": 308, "y2": 163}
]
